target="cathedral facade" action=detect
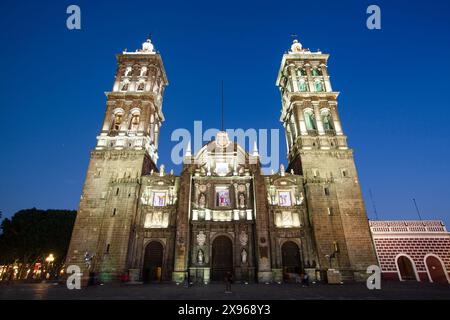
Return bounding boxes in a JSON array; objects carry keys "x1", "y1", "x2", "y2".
[{"x1": 65, "y1": 38, "x2": 378, "y2": 284}]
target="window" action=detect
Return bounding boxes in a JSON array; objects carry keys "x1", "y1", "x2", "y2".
[
  {"x1": 278, "y1": 191, "x2": 292, "y2": 206},
  {"x1": 112, "y1": 113, "x2": 123, "y2": 131},
  {"x1": 130, "y1": 114, "x2": 140, "y2": 131},
  {"x1": 324, "y1": 187, "x2": 330, "y2": 196},
  {"x1": 106, "y1": 244, "x2": 110, "y2": 254},
  {"x1": 137, "y1": 82, "x2": 145, "y2": 91},
  {"x1": 304, "y1": 110, "x2": 317, "y2": 131},
  {"x1": 312, "y1": 169, "x2": 320, "y2": 178},
  {"x1": 112, "y1": 208, "x2": 117, "y2": 216},
  {"x1": 311, "y1": 68, "x2": 322, "y2": 76},
  {"x1": 121, "y1": 81, "x2": 129, "y2": 91},
  {"x1": 298, "y1": 78, "x2": 307, "y2": 92},
  {"x1": 314, "y1": 80, "x2": 323, "y2": 92},
  {"x1": 215, "y1": 187, "x2": 231, "y2": 207},
  {"x1": 153, "y1": 192, "x2": 166, "y2": 206},
  {"x1": 327, "y1": 207, "x2": 333, "y2": 215},
  {"x1": 321, "y1": 111, "x2": 334, "y2": 131},
  {"x1": 115, "y1": 188, "x2": 119, "y2": 196},
  {"x1": 341, "y1": 169, "x2": 348, "y2": 177}
]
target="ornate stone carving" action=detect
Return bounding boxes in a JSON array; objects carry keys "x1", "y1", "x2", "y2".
[
  {"x1": 197, "y1": 231, "x2": 206, "y2": 246},
  {"x1": 239, "y1": 230, "x2": 248, "y2": 246}
]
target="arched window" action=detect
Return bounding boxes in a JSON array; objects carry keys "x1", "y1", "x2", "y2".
[
  {"x1": 304, "y1": 110, "x2": 317, "y2": 131},
  {"x1": 299, "y1": 68, "x2": 306, "y2": 76},
  {"x1": 298, "y1": 78, "x2": 307, "y2": 92},
  {"x1": 137, "y1": 81, "x2": 145, "y2": 91},
  {"x1": 129, "y1": 113, "x2": 140, "y2": 131},
  {"x1": 314, "y1": 80, "x2": 323, "y2": 92},
  {"x1": 120, "y1": 80, "x2": 129, "y2": 91},
  {"x1": 111, "y1": 112, "x2": 123, "y2": 132},
  {"x1": 321, "y1": 110, "x2": 334, "y2": 131},
  {"x1": 311, "y1": 68, "x2": 322, "y2": 76}
]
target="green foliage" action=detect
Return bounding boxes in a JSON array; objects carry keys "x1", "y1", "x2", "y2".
[{"x1": 0, "y1": 208, "x2": 76, "y2": 265}]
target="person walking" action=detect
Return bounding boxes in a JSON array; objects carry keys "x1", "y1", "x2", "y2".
[{"x1": 224, "y1": 271, "x2": 232, "y2": 293}]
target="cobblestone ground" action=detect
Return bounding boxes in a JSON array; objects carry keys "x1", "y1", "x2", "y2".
[{"x1": 0, "y1": 281, "x2": 449, "y2": 300}]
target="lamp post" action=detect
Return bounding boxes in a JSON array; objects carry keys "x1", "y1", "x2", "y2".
[{"x1": 45, "y1": 254, "x2": 55, "y2": 280}]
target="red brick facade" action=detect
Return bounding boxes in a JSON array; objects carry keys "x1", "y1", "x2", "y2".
[{"x1": 370, "y1": 220, "x2": 450, "y2": 284}]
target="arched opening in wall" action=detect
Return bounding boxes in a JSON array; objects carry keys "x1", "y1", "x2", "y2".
[
  {"x1": 142, "y1": 241, "x2": 163, "y2": 283},
  {"x1": 425, "y1": 255, "x2": 450, "y2": 284},
  {"x1": 281, "y1": 241, "x2": 302, "y2": 281},
  {"x1": 211, "y1": 236, "x2": 233, "y2": 281},
  {"x1": 397, "y1": 255, "x2": 418, "y2": 281}
]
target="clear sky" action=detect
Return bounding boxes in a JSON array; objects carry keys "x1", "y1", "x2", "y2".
[{"x1": 0, "y1": 0, "x2": 449, "y2": 226}]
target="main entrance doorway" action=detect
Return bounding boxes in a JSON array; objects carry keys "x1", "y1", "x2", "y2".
[
  {"x1": 143, "y1": 241, "x2": 163, "y2": 283},
  {"x1": 211, "y1": 236, "x2": 233, "y2": 281},
  {"x1": 281, "y1": 241, "x2": 301, "y2": 281}
]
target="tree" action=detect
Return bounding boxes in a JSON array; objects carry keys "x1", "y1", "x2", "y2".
[{"x1": 0, "y1": 208, "x2": 76, "y2": 269}]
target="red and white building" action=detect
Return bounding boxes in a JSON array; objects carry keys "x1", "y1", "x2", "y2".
[{"x1": 369, "y1": 220, "x2": 450, "y2": 284}]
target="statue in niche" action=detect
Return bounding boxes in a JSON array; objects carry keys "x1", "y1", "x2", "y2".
[
  {"x1": 241, "y1": 248, "x2": 248, "y2": 264},
  {"x1": 322, "y1": 113, "x2": 333, "y2": 130},
  {"x1": 239, "y1": 193, "x2": 245, "y2": 208},
  {"x1": 197, "y1": 249, "x2": 204, "y2": 264},
  {"x1": 199, "y1": 193, "x2": 206, "y2": 208}
]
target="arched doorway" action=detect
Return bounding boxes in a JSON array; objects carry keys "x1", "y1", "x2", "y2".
[
  {"x1": 143, "y1": 241, "x2": 163, "y2": 283},
  {"x1": 396, "y1": 255, "x2": 417, "y2": 281},
  {"x1": 211, "y1": 236, "x2": 233, "y2": 281},
  {"x1": 281, "y1": 241, "x2": 301, "y2": 280},
  {"x1": 425, "y1": 255, "x2": 449, "y2": 284}
]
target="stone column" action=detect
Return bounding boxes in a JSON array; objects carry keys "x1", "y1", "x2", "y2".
[
  {"x1": 321, "y1": 64, "x2": 333, "y2": 92},
  {"x1": 329, "y1": 101, "x2": 343, "y2": 135},
  {"x1": 305, "y1": 63, "x2": 315, "y2": 93},
  {"x1": 289, "y1": 64, "x2": 299, "y2": 92},
  {"x1": 295, "y1": 104, "x2": 308, "y2": 135},
  {"x1": 312, "y1": 101, "x2": 325, "y2": 135}
]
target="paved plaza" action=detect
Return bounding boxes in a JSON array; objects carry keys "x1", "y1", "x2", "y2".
[{"x1": 0, "y1": 281, "x2": 449, "y2": 300}]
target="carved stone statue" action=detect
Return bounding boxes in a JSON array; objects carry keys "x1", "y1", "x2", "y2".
[
  {"x1": 199, "y1": 193, "x2": 206, "y2": 208},
  {"x1": 280, "y1": 164, "x2": 285, "y2": 176},
  {"x1": 241, "y1": 248, "x2": 248, "y2": 264},
  {"x1": 159, "y1": 164, "x2": 165, "y2": 176},
  {"x1": 197, "y1": 249, "x2": 204, "y2": 264},
  {"x1": 239, "y1": 193, "x2": 245, "y2": 208}
]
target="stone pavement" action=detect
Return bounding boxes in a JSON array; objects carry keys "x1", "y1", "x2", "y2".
[{"x1": 0, "y1": 281, "x2": 449, "y2": 300}]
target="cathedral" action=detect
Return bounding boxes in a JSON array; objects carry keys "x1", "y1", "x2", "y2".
[{"x1": 65, "y1": 37, "x2": 378, "y2": 284}]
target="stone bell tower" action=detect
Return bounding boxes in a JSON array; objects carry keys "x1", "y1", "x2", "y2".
[
  {"x1": 66, "y1": 37, "x2": 168, "y2": 281},
  {"x1": 276, "y1": 39, "x2": 377, "y2": 280}
]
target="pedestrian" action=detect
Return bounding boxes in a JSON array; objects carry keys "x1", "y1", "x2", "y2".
[
  {"x1": 302, "y1": 272, "x2": 310, "y2": 287},
  {"x1": 224, "y1": 271, "x2": 232, "y2": 293}
]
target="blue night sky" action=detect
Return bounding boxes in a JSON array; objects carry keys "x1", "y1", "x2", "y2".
[{"x1": 0, "y1": 0, "x2": 449, "y2": 226}]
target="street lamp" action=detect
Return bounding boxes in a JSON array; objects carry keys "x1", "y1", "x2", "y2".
[
  {"x1": 45, "y1": 254, "x2": 55, "y2": 280},
  {"x1": 45, "y1": 254, "x2": 55, "y2": 264}
]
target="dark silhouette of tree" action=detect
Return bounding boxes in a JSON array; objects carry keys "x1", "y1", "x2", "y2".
[{"x1": 0, "y1": 208, "x2": 76, "y2": 269}]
